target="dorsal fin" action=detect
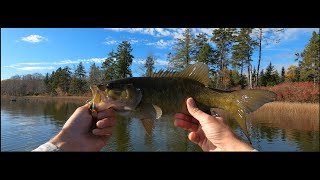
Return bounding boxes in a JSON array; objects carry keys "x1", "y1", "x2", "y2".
[
  {"x1": 150, "y1": 69, "x2": 177, "y2": 78},
  {"x1": 177, "y1": 63, "x2": 209, "y2": 86},
  {"x1": 151, "y1": 63, "x2": 210, "y2": 86}
]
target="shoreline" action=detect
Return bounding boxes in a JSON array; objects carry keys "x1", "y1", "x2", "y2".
[
  {"x1": 1, "y1": 95, "x2": 91, "y2": 103},
  {"x1": 1, "y1": 95, "x2": 319, "y2": 104}
]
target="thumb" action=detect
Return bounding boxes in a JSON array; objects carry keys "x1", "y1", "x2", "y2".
[{"x1": 186, "y1": 97, "x2": 213, "y2": 124}]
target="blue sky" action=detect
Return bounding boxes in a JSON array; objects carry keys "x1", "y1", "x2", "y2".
[{"x1": 1, "y1": 28, "x2": 318, "y2": 80}]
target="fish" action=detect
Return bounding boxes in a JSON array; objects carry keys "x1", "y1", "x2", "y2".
[{"x1": 89, "y1": 63, "x2": 276, "y2": 142}]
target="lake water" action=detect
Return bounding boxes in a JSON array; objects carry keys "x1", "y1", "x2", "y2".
[{"x1": 1, "y1": 99, "x2": 319, "y2": 152}]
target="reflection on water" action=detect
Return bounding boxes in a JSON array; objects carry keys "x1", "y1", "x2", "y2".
[
  {"x1": 102, "y1": 115, "x2": 201, "y2": 151},
  {"x1": 1, "y1": 99, "x2": 319, "y2": 151},
  {"x1": 1, "y1": 100, "x2": 79, "y2": 151}
]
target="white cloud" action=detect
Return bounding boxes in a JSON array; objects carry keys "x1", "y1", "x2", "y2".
[
  {"x1": 106, "y1": 28, "x2": 216, "y2": 40},
  {"x1": 103, "y1": 37, "x2": 140, "y2": 45},
  {"x1": 130, "y1": 39, "x2": 139, "y2": 44},
  {"x1": 5, "y1": 57, "x2": 107, "y2": 71},
  {"x1": 133, "y1": 58, "x2": 169, "y2": 66},
  {"x1": 274, "y1": 28, "x2": 318, "y2": 43},
  {"x1": 154, "y1": 28, "x2": 171, "y2": 37},
  {"x1": 155, "y1": 59, "x2": 169, "y2": 66},
  {"x1": 146, "y1": 39, "x2": 175, "y2": 49},
  {"x1": 252, "y1": 28, "x2": 318, "y2": 48},
  {"x1": 133, "y1": 59, "x2": 145, "y2": 65},
  {"x1": 21, "y1": 35, "x2": 47, "y2": 43},
  {"x1": 16, "y1": 66, "x2": 55, "y2": 71},
  {"x1": 104, "y1": 40, "x2": 118, "y2": 45}
]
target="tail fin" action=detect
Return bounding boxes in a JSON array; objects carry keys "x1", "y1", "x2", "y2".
[{"x1": 219, "y1": 89, "x2": 276, "y2": 143}]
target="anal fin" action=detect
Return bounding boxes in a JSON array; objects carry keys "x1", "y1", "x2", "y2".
[{"x1": 140, "y1": 118, "x2": 155, "y2": 136}]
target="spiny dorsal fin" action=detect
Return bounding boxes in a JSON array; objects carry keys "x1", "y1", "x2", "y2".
[
  {"x1": 150, "y1": 69, "x2": 177, "y2": 78},
  {"x1": 177, "y1": 63, "x2": 209, "y2": 86},
  {"x1": 151, "y1": 63, "x2": 210, "y2": 86}
]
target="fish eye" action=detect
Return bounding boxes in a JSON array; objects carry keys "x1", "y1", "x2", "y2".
[{"x1": 106, "y1": 83, "x2": 113, "y2": 89}]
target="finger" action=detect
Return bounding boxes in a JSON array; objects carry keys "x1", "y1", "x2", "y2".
[
  {"x1": 96, "y1": 118, "x2": 116, "y2": 128},
  {"x1": 186, "y1": 97, "x2": 215, "y2": 124},
  {"x1": 188, "y1": 132, "x2": 200, "y2": 144},
  {"x1": 174, "y1": 119, "x2": 199, "y2": 132},
  {"x1": 97, "y1": 109, "x2": 115, "y2": 120},
  {"x1": 76, "y1": 103, "x2": 90, "y2": 113},
  {"x1": 82, "y1": 103, "x2": 90, "y2": 108},
  {"x1": 174, "y1": 113, "x2": 200, "y2": 124},
  {"x1": 92, "y1": 127, "x2": 114, "y2": 136}
]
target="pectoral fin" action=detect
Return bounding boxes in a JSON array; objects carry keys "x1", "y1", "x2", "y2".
[
  {"x1": 134, "y1": 103, "x2": 163, "y2": 135},
  {"x1": 135, "y1": 103, "x2": 163, "y2": 120}
]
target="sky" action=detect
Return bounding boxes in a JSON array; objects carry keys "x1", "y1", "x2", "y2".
[{"x1": 1, "y1": 28, "x2": 318, "y2": 80}]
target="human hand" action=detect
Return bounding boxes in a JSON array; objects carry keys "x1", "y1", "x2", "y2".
[
  {"x1": 49, "y1": 103, "x2": 116, "y2": 151},
  {"x1": 174, "y1": 97, "x2": 254, "y2": 151}
]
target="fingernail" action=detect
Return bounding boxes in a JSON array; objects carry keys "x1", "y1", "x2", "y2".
[
  {"x1": 92, "y1": 129, "x2": 99, "y2": 135},
  {"x1": 187, "y1": 98, "x2": 196, "y2": 107},
  {"x1": 173, "y1": 120, "x2": 178, "y2": 127},
  {"x1": 96, "y1": 121, "x2": 102, "y2": 127}
]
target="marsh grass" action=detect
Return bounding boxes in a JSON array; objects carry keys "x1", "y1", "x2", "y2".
[{"x1": 213, "y1": 102, "x2": 319, "y2": 132}]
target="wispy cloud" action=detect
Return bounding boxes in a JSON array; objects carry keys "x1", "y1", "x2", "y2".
[
  {"x1": 103, "y1": 36, "x2": 141, "y2": 46},
  {"x1": 21, "y1": 34, "x2": 47, "y2": 43},
  {"x1": 104, "y1": 40, "x2": 118, "y2": 45},
  {"x1": 252, "y1": 28, "x2": 318, "y2": 48},
  {"x1": 133, "y1": 58, "x2": 169, "y2": 66},
  {"x1": 146, "y1": 39, "x2": 175, "y2": 49},
  {"x1": 155, "y1": 59, "x2": 169, "y2": 66},
  {"x1": 277, "y1": 28, "x2": 317, "y2": 42},
  {"x1": 17, "y1": 66, "x2": 55, "y2": 70},
  {"x1": 5, "y1": 57, "x2": 106, "y2": 71},
  {"x1": 107, "y1": 28, "x2": 217, "y2": 40}
]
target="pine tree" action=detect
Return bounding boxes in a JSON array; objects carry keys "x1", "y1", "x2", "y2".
[
  {"x1": 193, "y1": 33, "x2": 215, "y2": 65},
  {"x1": 61, "y1": 66, "x2": 72, "y2": 94},
  {"x1": 170, "y1": 28, "x2": 194, "y2": 71},
  {"x1": 115, "y1": 41, "x2": 134, "y2": 78},
  {"x1": 232, "y1": 28, "x2": 257, "y2": 88},
  {"x1": 211, "y1": 28, "x2": 236, "y2": 89},
  {"x1": 102, "y1": 50, "x2": 117, "y2": 80},
  {"x1": 88, "y1": 63, "x2": 103, "y2": 85},
  {"x1": 144, "y1": 55, "x2": 155, "y2": 77},
  {"x1": 281, "y1": 66, "x2": 285, "y2": 83},
  {"x1": 70, "y1": 62, "x2": 87, "y2": 95},
  {"x1": 263, "y1": 62, "x2": 279, "y2": 86},
  {"x1": 44, "y1": 72, "x2": 51, "y2": 94},
  {"x1": 298, "y1": 31, "x2": 320, "y2": 84}
]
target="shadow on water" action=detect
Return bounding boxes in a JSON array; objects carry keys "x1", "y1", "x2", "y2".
[{"x1": 1, "y1": 99, "x2": 319, "y2": 151}]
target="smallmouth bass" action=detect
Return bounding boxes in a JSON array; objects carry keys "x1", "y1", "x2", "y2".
[{"x1": 89, "y1": 63, "x2": 276, "y2": 141}]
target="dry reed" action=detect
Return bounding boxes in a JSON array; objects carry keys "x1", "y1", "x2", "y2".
[{"x1": 213, "y1": 102, "x2": 319, "y2": 131}]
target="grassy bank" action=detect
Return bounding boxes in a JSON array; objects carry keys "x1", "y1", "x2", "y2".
[
  {"x1": 214, "y1": 102, "x2": 319, "y2": 131},
  {"x1": 248, "y1": 102, "x2": 319, "y2": 131},
  {"x1": 1, "y1": 95, "x2": 90, "y2": 104}
]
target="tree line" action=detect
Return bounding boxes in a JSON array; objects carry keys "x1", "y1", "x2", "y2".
[{"x1": 1, "y1": 29, "x2": 319, "y2": 96}]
